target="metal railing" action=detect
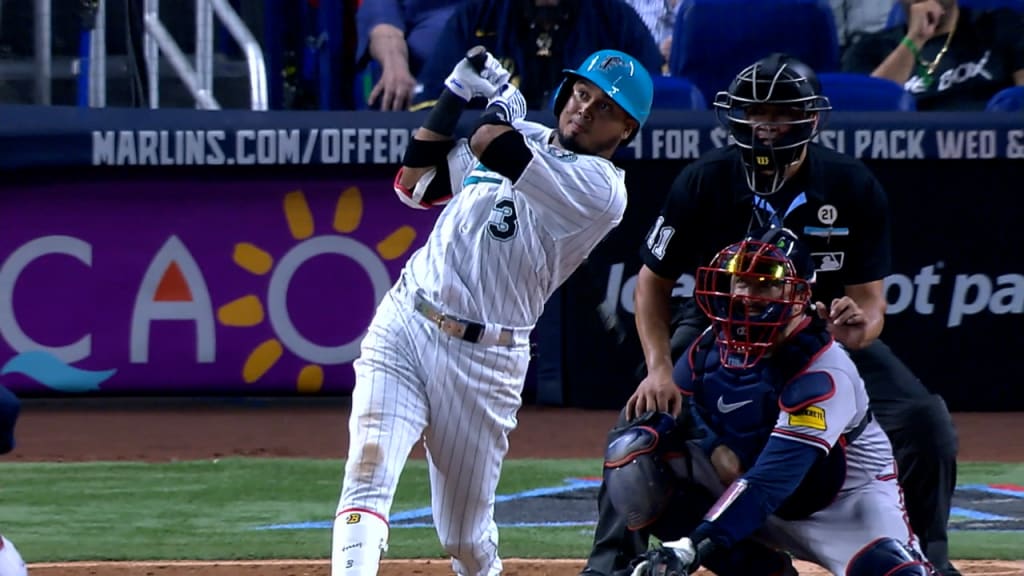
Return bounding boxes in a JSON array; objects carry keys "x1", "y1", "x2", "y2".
[
  {"x1": 31, "y1": 0, "x2": 106, "y2": 107},
  {"x1": 34, "y1": 0, "x2": 53, "y2": 105},
  {"x1": 30, "y1": 0, "x2": 268, "y2": 109},
  {"x1": 143, "y1": 0, "x2": 268, "y2": 110}
]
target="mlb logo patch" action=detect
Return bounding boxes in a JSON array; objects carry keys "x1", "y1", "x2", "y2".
[{"x1": 811, "y1": 252, "x2": 844, "y2": 272}]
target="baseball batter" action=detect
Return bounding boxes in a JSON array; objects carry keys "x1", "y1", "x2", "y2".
[
  {"x1": 330, "y1": 49, "x2": 654, "y2": 576},
  {"x1": 606, "y1": 228, "x2": 935, "y2": 576},
  {"x1": 1, "y1": 384, "x2": 28, "y2": 576}
]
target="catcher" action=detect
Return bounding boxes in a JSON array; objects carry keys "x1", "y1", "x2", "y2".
[{"x1": 604, "y1": 227, "x2": 935, "y2": 576}]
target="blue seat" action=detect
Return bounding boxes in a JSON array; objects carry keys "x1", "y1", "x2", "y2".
[
  {"x1": 652, "y1": 75, "x2": 707, "y2": 110},
  {"x1": 887, "y1": 0, "x2": 1024, "y2": 28},
  {"x1": 669, "y1": 0, "x2": 840, "y2": 105},
  {"x1": 817, "y1": 72, "x2": 916, "y2": 111},
  {"x1": 986, "y1": 86, "x2": 1024, "y2": 111}
]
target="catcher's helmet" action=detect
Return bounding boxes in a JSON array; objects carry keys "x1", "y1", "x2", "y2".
[
  {"x1": 713, "y1": 53, "x2": 831, "y2": 195},
  {"x1": 695, "y1": 226, "x2": 814, "y2": 369},
  {"x1": 553, "y1": 49, "x2": 654, "y2": 139}
]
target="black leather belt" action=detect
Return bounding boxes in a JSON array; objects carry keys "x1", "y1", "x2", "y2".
[{"x1": 413, "y1": 290, "x2": 516, "y2": 347}]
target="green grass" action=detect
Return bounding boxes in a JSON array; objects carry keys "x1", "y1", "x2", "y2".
[{"x1": 0, "y1": 459, "x2": 1021, "y2": 562}]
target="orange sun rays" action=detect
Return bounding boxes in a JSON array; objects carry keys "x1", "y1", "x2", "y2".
[{"x1": 215, "y1": 187, "x2": 416, "y2": 392}]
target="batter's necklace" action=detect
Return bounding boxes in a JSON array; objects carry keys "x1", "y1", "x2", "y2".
[{"x1": 917, "y1": 22, "x2": 957, "y2": 89}]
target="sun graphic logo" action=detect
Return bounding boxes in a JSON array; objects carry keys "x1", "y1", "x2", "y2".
[{"x1": 216, "y1": 187, "x2": 416, "y2": 393}]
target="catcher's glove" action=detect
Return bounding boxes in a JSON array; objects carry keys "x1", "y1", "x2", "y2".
[{"x1": 629, "y1": 538, "x2": 699, "y2": 576}]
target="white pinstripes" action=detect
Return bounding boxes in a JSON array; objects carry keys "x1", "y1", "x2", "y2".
[
  {"x1": 407, "y1": 121, "x2": 626, "y2": 328},
  {"x1": 0, "y1": 536, "x2": 27, "y2": 576},
  {"x1": 338, "y1": 281, "x2": 529, "y2": 575},
  {"x1": 335, "y1": 120, "x2": 625, "y2": 576}
]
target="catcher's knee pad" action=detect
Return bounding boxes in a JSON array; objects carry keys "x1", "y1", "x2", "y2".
[
  {"x1": 604, "y1": 411, "x2": 681, "y2": 530},
  {"x1": 848, "y1": 538, "x2": 936, "y2": 576}
]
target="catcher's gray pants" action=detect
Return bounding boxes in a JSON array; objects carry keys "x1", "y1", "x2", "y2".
[{"x1": 675, "y1": 440, "x2": 925, "y2": 575}]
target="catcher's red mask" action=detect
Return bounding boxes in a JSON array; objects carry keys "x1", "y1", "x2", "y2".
[{"x1": 695, "y1": 237, "x2": 811, "y2": 369}]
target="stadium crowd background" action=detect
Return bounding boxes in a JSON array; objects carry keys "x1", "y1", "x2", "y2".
[{"x1": 0, "y1": 0, "x2": 1020, "y2": 114}]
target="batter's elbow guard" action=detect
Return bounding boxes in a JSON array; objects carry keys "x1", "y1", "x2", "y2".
[
  {"x1": 392, "y1": 167, "x2": 453, "y2": 210},
  {"x1": 603, "y1": 412, "x2": 678, "y2": 531}
]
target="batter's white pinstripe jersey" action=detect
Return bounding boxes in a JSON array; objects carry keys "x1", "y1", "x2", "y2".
[{"x1": 403, "y1": 120, "x2": 627, "y2": 329}]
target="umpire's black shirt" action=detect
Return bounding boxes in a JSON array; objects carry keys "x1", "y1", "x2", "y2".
[{"x1": 640, "y1": 143, "x2": 892, "y2": 307}]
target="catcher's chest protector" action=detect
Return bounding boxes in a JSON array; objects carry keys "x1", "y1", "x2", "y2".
[{"x1": 687, "y1": 327, "x2": 848, "y2": 519}]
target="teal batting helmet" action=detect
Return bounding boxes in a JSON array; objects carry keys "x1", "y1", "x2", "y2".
[{"x1": 553, "y1": 49, "x2": 654, "y2": 133}]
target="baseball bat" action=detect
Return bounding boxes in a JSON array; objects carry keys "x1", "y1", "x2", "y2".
[
  {"x1": 466, "y1": 45, "x2": 516, "y2": 123},
  {"x1": 466, "y1": 45, "x2": 488, "y2": 73}
]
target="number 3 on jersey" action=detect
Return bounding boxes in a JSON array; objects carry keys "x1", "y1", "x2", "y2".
[
  {"x1": 646, "y1": 216, "x2": 675, "y2": 259},
  {"x1": 488, "y1": 199, "x2": 518, "y2": 241}
]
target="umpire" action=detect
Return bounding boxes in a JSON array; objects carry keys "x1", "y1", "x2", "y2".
[{"x1": 580, "y1": 53, "x2": 960, "y2": 576}]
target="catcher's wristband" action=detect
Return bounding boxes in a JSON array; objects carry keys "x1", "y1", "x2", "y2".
[{"x1": 422, "y1": 90, "x2": 469, "y2": 137}]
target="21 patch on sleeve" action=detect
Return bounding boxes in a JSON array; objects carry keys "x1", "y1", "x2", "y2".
[{"x1": 788, "y1": 406, "x2": 827, "y2": 430}]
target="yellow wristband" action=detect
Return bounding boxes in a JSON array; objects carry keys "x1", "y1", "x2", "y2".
[{"x1": 900, "y1": 36, "x2": 921, "y2": 59}]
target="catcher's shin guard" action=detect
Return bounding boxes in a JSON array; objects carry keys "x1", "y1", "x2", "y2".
[
  {"x1": 332, "y1": 508, "x2": 389, "y2": 575},
  {"x1": 848, "y1": 537, "x2": 937, "y2": 576}
]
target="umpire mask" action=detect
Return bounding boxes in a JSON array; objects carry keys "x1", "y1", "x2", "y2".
[{"x1": 714, "y1": 53, "x2": 831, "y2": 195}]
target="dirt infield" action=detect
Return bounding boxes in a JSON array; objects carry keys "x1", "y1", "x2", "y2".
[{"x1": 12, "y1": 399, "x2": 1024, "y2": 575}]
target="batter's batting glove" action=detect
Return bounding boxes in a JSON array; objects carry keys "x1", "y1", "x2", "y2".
[
  {"x1": 629, "y1": 537, "x2": 699, "y2": 576},
  {"x1": 485, "y1": 83, "x2": 528, "y2": 124},
  {"x1": 444, "y1": 52, "x2": 511, "y2": 102}
]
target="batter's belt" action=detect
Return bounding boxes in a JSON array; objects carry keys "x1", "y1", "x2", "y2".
[{"x1": 412, "y1": 289, "x2": 528, "y2": 347}]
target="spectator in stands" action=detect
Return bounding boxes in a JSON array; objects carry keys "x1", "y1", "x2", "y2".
[
  {"x1": 412, "y1": 0, "x2": 662, "y2": 111},
  {"x1": 625, "y1": 0, "x2": 682, "y2": 69},
  {"x1": 830, "y1": 0, "x2": 893, "y2": 56},
  {"x1": 842, "y1": 0, "x2": 1024, "y2": 110},
  {"x1": 357, "y1": 0, "x2": 462, "y2": 111}
]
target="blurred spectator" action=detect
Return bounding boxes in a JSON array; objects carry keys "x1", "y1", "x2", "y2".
[
  {"x1": 830, "y1": 0, "x2": 893, "y2": 55},
  {"x1": 412, "y1": 0, "x2": 662, "y2": 110},
  {"x1": 624, "y1": 0, "x2": 682, "y2": 68},
  {"x1": 357, "y1": 0, "x2": 462, "y2": 111},
  {"x1": 842, "y1": 0, "x2": 1024, "y2": 110}
]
